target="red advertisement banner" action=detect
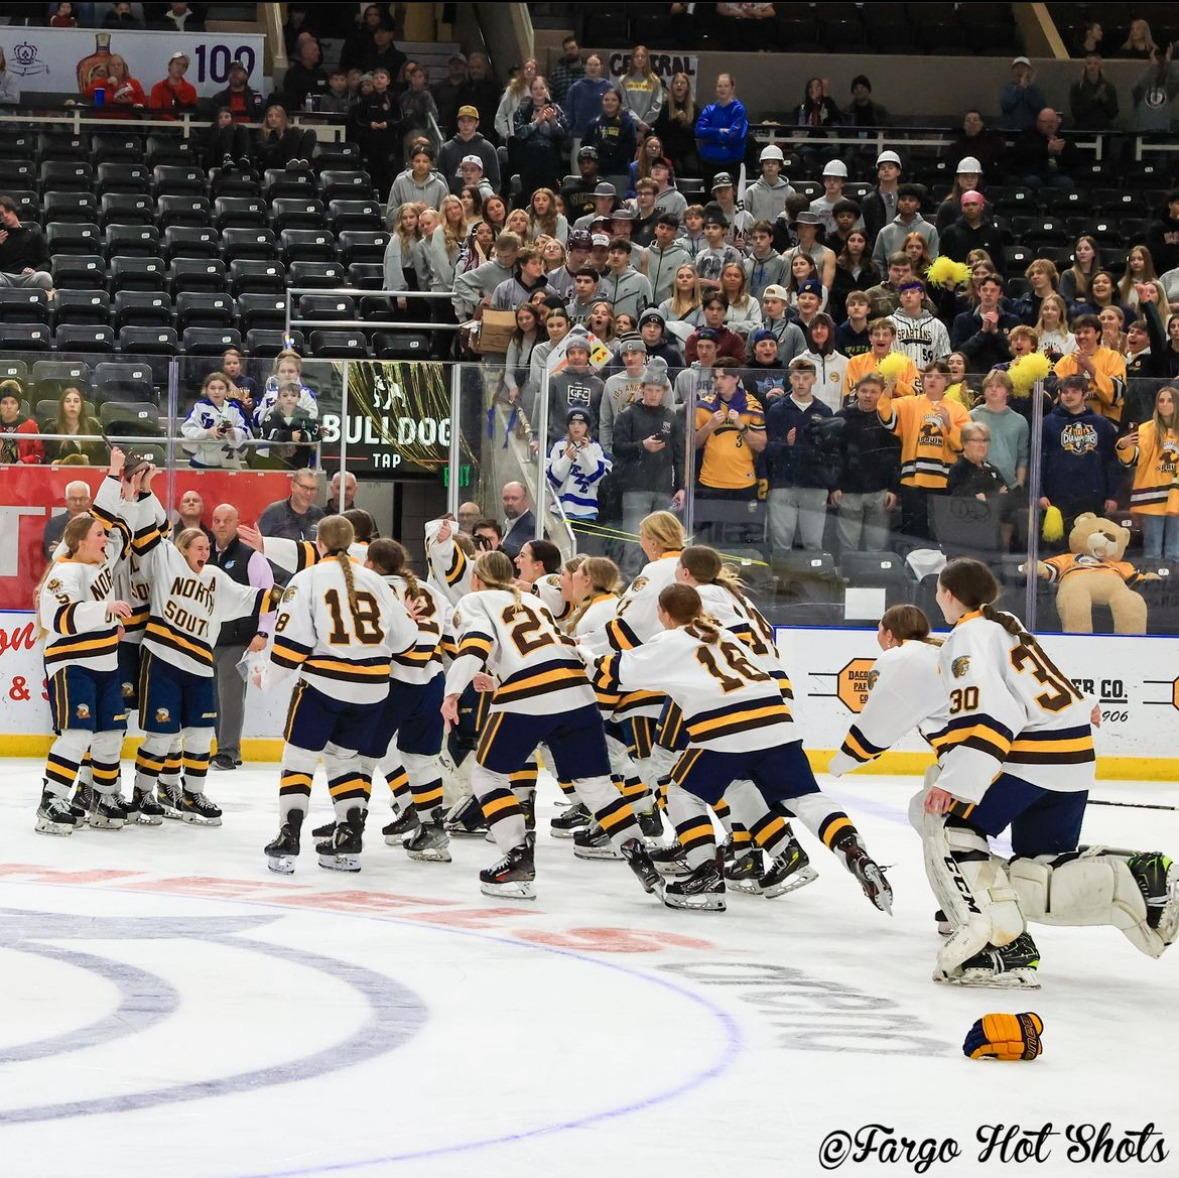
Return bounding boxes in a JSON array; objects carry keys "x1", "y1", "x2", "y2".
[{"x1": 0, "y1": 468, "x2": 293, "y2": 610}]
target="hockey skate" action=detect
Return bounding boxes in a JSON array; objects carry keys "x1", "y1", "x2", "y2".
[
  {"x1": 69, "y1": 784, "x2": 91, "y2": 824},
  {"x1": 443, "y1": 794, "x2": 488, "y2": 837},
  {"x1": 519, "y1": 789, "x2": 536, "y2": 834},
  {"x1": 177, "y1": 791, "x2": 222, "y2": 826},
  {"x1": 759, "y1": 839, "x2": 819, "y2": 898},
  {"x1": 663, "y1": 856, "x2": 726, "y2": 911},
  {"x1": 648, "y1": 839, "x2": 692, "y2": 877},
  {"x1": 621, "y1": 837, "x2": 662, "y2": 895},
  {"x1": 126, "y1": 787, "x2": 165, "y2": 826},
  {"x1": 158, "y1": 780, "x2": 185, "y2": 820},
  {"x1": 1130, "y1": 852, "x2": 1179, "y2": 942},
  {"x1": 479, "y1": 842, "x2": 536, "y2": 900},
  {"x1": 637, "y1": 805, "x2": 663, "y2": 839},
  {"x1": 312, "y1": 819, "x2": 337, "y2": 838},
  {"x1": 838, "y1": 834, "x2": 894, "y2": 914},
  {"x1": 723, "y1": 848, "x2": 764, "y2": 893},
  {"x1": 317, "y1": 808, "x2": 365, "y2": 871},
  {"x1": 573, "y1": 822, "x2": 623, "y2": 860},
  {"x1": 550, "y1": 800, "x2": 590, "y2": 838},
  {"x1": 88, "y1": 790, "x2": 128, "y2": 830},
  {"x1": 383, "y1": 805, "x2": 419, "y2": 845},
  {"x1": 35, "y1": 791, "x2": 78, "y2": 836},
  {"x1": 265, "y1": 811, "x2": 303, "y2": 874},
  {"x1": 940, "y1": 932, "x2": 1041, "y2": 989},
  {"x1": 405, "y1": 814, "x2": 452, "y2": 863}
]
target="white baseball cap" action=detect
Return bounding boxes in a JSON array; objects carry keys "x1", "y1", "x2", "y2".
[
  {"x1": 876, "y1": 150, "x2": 902, "y2": 167},
  {"x1": 762, "y1": 284, "x2": 789, "y2": 301},
  {"x1": 1012, "y1": 56, "x2": 1031, "y2": 67},
  {"x1": 759, "y1": 144, "x2": 785, "y2": 163},
  {"x1": 460, "y1": 154, "x2": 484, "y2": 169},
  {"x1": 956, "y1": 156, "x2": 983, "y2": 175},
  {"x1": 822, "y1": 160, "x2": 848, "y2": 178}
]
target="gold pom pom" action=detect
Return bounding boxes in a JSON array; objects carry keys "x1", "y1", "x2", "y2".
[
  {"x1": 925, "y1": 257, "x2": 972, "y2": 289},
  {"x1": 1010, "y1": 351, "x2": 1052, "y2": 398},
  {"x1": 877, "y1": 351, "x2": 909, "y2": 381},
  {"x1": 1041, "y1": 505, "x2": 1064, "y2": 542}
]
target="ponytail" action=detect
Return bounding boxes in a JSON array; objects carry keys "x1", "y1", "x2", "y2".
[
  {"x1": 34, "y1": 513, "x2": 100, "y2": 636},
  {"x1": 368, "y1": 538, "x2": 426, "y2": 603},
  {"x1": 342, "y1": 508, "x2": 377, "y2": 543},
  {"x1": 940, "y1": 557, "x2": 1037, "y2": 647},
  {"x1": 473, "y1": 549, "x2": 523, "y2": 611},
  {"x1": 880, "y1": 603, "x2": 941, "y2": 646},
  {"x1": 658, "y1": 582, "x2": 722, "y2": 644},
  {"x1": 317, "y1": 514, "x2": 360, "y2": 618},
  {"x1": 679, "y1": 544, "x2": 751, "y2": 610},
  {"x1": 567, "y1": 555, "x2": 622, "y2": 632}
]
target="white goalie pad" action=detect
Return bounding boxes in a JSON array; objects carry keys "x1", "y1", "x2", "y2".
[
  {"x1": 1010, "y1": 847, "x2": 1176, "y2": 960},
  {"x1": 923, "y1": 809, "x2": 1025, "y2": 977}
]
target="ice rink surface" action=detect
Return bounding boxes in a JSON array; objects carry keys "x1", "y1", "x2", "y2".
[{"x1": 0, "y1": 761, "x2": 1176, "y2": 1178}]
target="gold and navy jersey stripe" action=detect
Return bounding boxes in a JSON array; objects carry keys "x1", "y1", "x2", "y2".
[
  {"x1": 1129, "y1": 481, "x2": 1175, "y2": 510},
  {"x1": 933, "y1": 713, "x2": 1014, "y2": 761},
  {"x1": 271, "y1": 635, "x2": 313, "y2": 669},
  {"x1": 493, "y1": 656, "x2": 589, "y2": 704},
  {"x1": 258, "y1": 587, "x2": 283, "y2": 615},
  {"x1": 606, "y1": 616, "x2": 641, "y2": 651},
  {"x1": 124, "y1": 604, "x2": 150, "y2": 633},
  {"x1": 45, "y1": 627, "x2": 119, "y2": 665},
  {"x1": 291, "y1": 541, "x2": 320, "y2": 572},
  {"x1": 592, "y1": 653, "x2": 622, "y2": 695},
  {"x1": 304, "y1": 655, "x2": 391, "y2": 682},
  {"x1": 455, "y1": 630, "x2": 494, "y2": 661},
  {"x1": 145, "y1": 618, "x2": 214, "y2": 666},
  {"x1": 613, "y1": 688, "x2": 665, "y2": 716},
  {"x1": 393, "y1": 641, "x2": 444, "y2": 669},
  {"x1": 1006, "y1": 725, "x2": 1095, "y2": 765},
  {"x1": 445, "y1": 545, "x2": 467, "y2": 586},
  {"x1": 131, "y1": 520, "x2": 164, "y2": 555},
  {"x1": 839, "y1": 723, "x2": 886, "y2": 765},
  {"x1": 52, "y1": 603, "x2": 81, "y2": 635},
  {"x1": 440, "y1": 633, "x2": 459, "y2": 660},
  {"x1": 685, "y1": 695, "x2": 791, "y2": 743},
  {"x1": 769, "y1": 667, "x2": 794, "y2": 701}
]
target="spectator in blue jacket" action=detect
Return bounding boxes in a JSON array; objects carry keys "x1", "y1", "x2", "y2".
[
  {"x1": 951, "y1": 273, "x2": 1021, "y2": 372},
  {"x1": 1000, "y1": 56, "x2": 1048, "y2": 130},
  {"x1": 1039, "y1": 375, "x2": 1121, "y2": 546},
  {"x1": 563, "y1": 53, "x2": 612, "y2": 166},
  {"x1": 695, "y1": 72, "x2": 748, "y2": 191}
]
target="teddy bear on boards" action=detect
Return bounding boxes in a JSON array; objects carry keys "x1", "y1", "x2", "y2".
[{"x1": 1030, "y1": 513, "x2": 1157, "y2": 634}]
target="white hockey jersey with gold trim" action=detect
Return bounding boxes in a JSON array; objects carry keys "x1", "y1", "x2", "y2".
[
  {"x1": 40, "y1": 476, "x2": 134, "y2": 677},
  {"x1": 829, "y1": 640, "x2": 947, "y2": 775},
  {"x1": 935, "y1": 611, "x2": 1094, "y2": 804},
  {"x1": 269, "y1": 557, "x2": 418, "y2": 705},
  {"x1": 444, "y1": 589, "x2": 596, "y2": 715},
  {"x1": 133, "y1": 505, "x2": 280, "y2": 679},
  {"x1": 384, "y1": 573, "x2": 449, "y2": 686},
  {"x1": 593, "y1": 627, "x2": 796, "y2": 753}
]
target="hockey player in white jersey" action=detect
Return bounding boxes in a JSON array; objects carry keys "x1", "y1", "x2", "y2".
[
  {"x1": 424, "y1": 516, "x2": 475, "y2": 606},
  {"x1": 592, "y1": 583, "x2": 893, "y2": 913},
  {"x1": 258, "y1": 515, "x2": 418, "y2": 873},
  {"x1": 442, "y1": 550, "x2": 660, "y2": 900},
  {"x1": 828, "y1": 603, "x2": 948, "y2": 778},
  {"x1": 358, "y1": 538, "x2": 454, "y2": 862},
  {"x1": 674, "y1": 546, "x2": 815, "y2": 896},
  {"x1": 922, "y1": 559, "x2": 1178, "y2": 987},
  {"x1": 129, "y1": 466, "x2": 280, "y2": 825},
  {"x1": 35, "y1": 448, "x2": 137, "y2": 834}
]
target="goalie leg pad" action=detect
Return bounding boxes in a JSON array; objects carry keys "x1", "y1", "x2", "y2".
[
  {"x1": 1010, "y1": 848, "x2": 1174, "y2": 959},
  {"x1": 924, "y1": 811, "x2": 1025, "y2": 977}
]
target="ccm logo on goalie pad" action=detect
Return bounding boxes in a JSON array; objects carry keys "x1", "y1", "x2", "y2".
[{"x1": 945, "y1": 856, "x2": 981, "y2": 914}]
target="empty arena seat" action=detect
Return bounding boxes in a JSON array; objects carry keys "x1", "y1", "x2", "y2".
[{"x1": 181, "y1": 326, "x2": 243, "y2": 355}]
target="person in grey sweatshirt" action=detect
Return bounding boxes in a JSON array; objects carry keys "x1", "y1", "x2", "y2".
[
  {"x1": 451, "y1": 232, "x2": 520, "y2": 318},
  {"x1": 743, "y1": 221, "x2": 790, "y2": 301},
  {"x1": 386, "y1": 145, "x2": 449, "y2": 223},
  {"x1": 649, "y1": 158, "x2": 688, "y2": 222},
  {"x1": 871, "y1": 184, "x2": 940, "y2": 271},
  {"x1": 642, "y1": 214, "x2": 693, "y2": 305},
  {"x1": 600, "y1": 237, "x2": 653, "y2": 320},
  {"x1": 1132, "y1": 50, "x2": 1179, "y2": 133},
  {"x1": 742, "y1": 144, "x2": 795, "y2": 223}
]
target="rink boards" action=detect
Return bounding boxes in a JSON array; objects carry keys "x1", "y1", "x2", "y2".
[{"x1": 0, "y1": 612, "x2": 1176, "y2": 779}]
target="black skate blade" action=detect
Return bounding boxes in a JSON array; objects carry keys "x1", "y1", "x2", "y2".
[
  {"x1": 761, "y1": 864, "x2": 820, "y2": 899},
  {"x1": 662, "y1": 892, "x2": 726, "y2": 912}
]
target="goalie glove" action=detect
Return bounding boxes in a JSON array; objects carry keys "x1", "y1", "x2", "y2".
[{"x1": 963, "y1": 1012, "x2": 1044, "y2": 1061}]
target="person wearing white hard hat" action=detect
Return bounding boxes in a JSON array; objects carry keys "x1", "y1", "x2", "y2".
[
  {"x1": 863, "y1": 150, "x2": 903, "y2": 241},
  {"x1": 743, "y1": 142, "x2": 795, "y2": 223},
  {"x1": 935, "y1": 156, "x2": 984, "y2": 232},
  {"x1": 809, "y1": 158, "x2": 851, "y2": 235}
]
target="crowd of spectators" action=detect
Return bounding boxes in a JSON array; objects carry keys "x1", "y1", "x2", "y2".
[{"x1": 3, "y1": 11, "x2": 1179, "y2": 583}]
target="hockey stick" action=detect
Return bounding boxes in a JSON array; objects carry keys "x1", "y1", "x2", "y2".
[{"x1": 1089, "y1": 799, "x2": 1178, "y2": 812}]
